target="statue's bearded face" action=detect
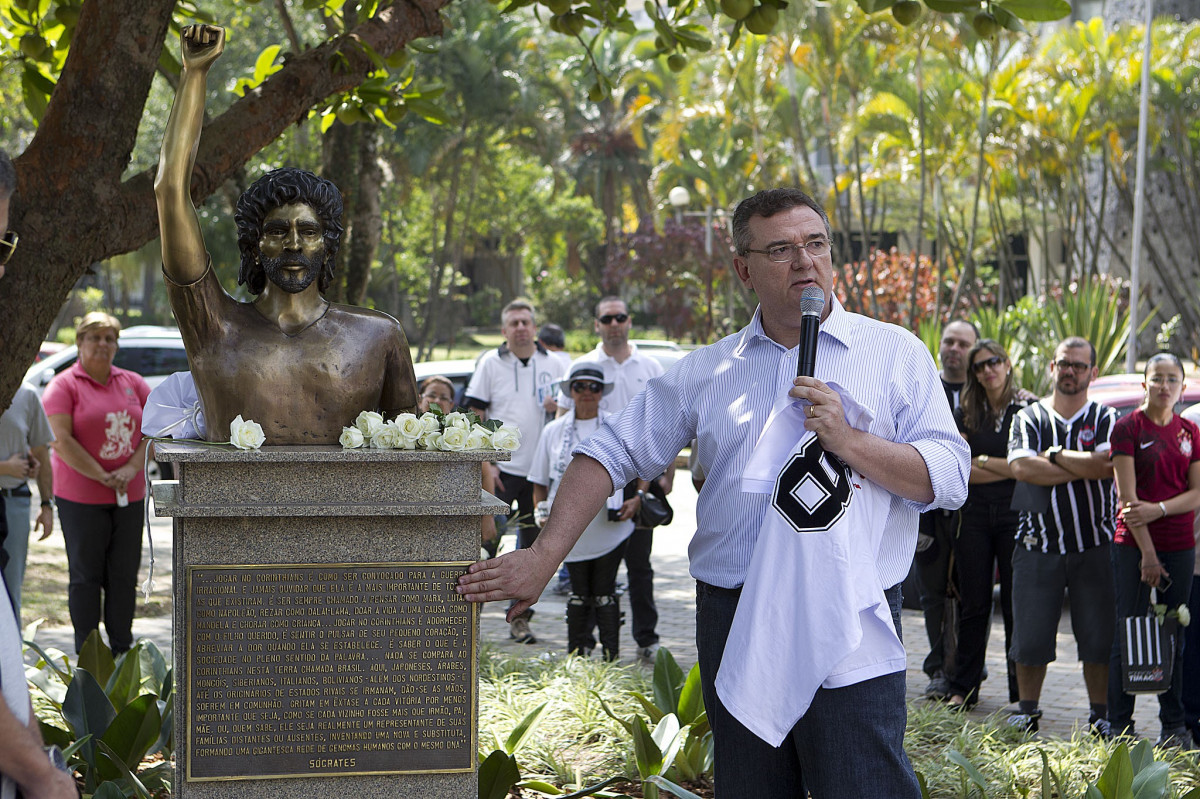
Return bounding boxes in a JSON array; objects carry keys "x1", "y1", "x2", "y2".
[{"x1": 258, "y1": 203, "x2": 325, "y2": 294}]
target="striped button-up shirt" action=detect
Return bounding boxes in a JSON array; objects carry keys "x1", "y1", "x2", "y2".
[{"x1": 575, "y1": 297, "x2": 970, "y2": 589}]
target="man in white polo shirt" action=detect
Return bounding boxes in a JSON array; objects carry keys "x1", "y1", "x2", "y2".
[
  {"x1": 557, "y1": 296, "x2": 668, "y2": 661},
  {"x1": 463, "y1": 298, "x2": 561, "y2": 643}
]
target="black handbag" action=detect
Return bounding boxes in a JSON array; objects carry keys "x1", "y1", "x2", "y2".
[
  {"x1": 636, "y1": 480, "x2": 674, "y2": 528},
  {"x1": 1119, "y1": 587, "x2": 1176, "y2": 695}
]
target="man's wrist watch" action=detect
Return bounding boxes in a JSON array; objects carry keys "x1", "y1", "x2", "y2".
[
  {"x1": 40, "y1": 499, "x2": 53, "y2": 508},
  {"x1": 1046, "y1": 446, "x2": 1063, "y2": 464}
]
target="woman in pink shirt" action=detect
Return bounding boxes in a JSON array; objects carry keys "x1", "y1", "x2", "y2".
[{"x1": 42, "y1": 313, "x2": 150, "y2": 655}]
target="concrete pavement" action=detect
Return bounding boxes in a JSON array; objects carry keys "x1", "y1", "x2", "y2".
[{"x1": 21, "y1": 477, "x2": 1164, "y2": 740}]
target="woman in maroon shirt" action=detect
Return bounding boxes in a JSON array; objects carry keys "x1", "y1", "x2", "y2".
[{"x1": 1108, "y1": 352, "x2": 1200, "y2": 745}]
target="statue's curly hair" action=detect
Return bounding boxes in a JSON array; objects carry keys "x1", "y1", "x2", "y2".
[{"x1": 235, "y1": 168, "x2": 344, "y2": 294}]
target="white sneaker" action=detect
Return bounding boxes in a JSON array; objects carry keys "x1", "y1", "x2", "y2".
[{"x1": 635, "y1": 643, "x2": 660, "y2": 664}]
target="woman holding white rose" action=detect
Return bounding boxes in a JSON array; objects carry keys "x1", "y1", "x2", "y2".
[
  {"x1": 528, "y1": 364, "x2": 632, "y2": 660},
  {"x1": 43, "y1": 313, "x2": 151, "y2": 655}
]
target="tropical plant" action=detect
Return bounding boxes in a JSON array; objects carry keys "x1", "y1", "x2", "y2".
[{"x1": 24, "y1": 627, "x2": 174, "y2": 797}]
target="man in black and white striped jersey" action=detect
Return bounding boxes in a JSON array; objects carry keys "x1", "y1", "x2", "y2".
[{"x1": 1006, "y1": 336, "x2": 1117, "y2": 735}]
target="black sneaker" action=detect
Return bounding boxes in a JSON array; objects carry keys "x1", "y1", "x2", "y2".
[
  {"x1": 1006, "y1": 709, "x2": 1042, "y2": 734},
  {"x1": 1089, "y1": 715, "x2": 1113, "y2": 739},
  {"x1": 923, "y1": 671, "x2": 950, "y2": 700}
]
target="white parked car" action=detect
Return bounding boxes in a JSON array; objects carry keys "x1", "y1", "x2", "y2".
[{"x1": 23, "y1": 326, "x2": 190, "y2": 396}]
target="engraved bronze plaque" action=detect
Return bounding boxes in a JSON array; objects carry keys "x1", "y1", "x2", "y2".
[{"x1": 186, "y1": 563, "x2": 476, "y2": 781}]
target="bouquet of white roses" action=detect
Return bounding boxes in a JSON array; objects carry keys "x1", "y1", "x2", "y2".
[{"x1": 340, "y1": 407, "x2": 520, "y2": 453}]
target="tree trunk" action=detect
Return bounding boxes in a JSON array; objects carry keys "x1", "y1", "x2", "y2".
[{"x1": 0, "y1": 0, "x2": 447, "y2": 409}]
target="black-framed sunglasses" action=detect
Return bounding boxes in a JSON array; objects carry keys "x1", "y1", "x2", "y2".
[
  {"x1": 597, "y1": 313, "x2": 629, "y2": 325},
  {"x1": 0, "y1": 231, "x2": 18, "y2": 266},
  {"x1": 971, "y1": 355, "x2": 1005, "y2": 374},
  {"x1": 1054, "y1": 359, "x2": 1092, "y2": 372},
  {"x1": 571, "y1": 381, "x2": 604, "y2": 393}
]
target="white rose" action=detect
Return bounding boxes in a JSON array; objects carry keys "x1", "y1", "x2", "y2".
[
  {"x1": 371, "y1": 422, "x2": 403, "y2": 449},
  {"x1": 1178, "y1": 605, "x2": 1191, "y2": 627},
  {"x1": 466, "y1": 424, "x2": 492, "y2": 451},
  {"x1": 395, "y1": 413, "x2": 423, "y2": 442},
  {"x1": 418, "y1": 412, "x2": 442, "y2": 434},
  {"x1": 443, "y1": 411, "x2": 470, "y2": 430},
  {"x1": 229, "y1": 415, "x2": 265, "y2": 450},
  {"x1": 491, "y1": 424, "x2": 521, "y2": 452},
  {"x1": 355, "y1": 410, "x2": 386, "y2": 440},
  {"x1": 439, "y1": 426, "x2": 469, "y2": 451},
  {"x1": 339, "y1": 426, "x2": 365, "y2": 449},
  {"x1": 419, "y1": 430, "x2": 443, "y2": 450}
]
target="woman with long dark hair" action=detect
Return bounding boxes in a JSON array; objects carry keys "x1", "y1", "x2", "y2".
[
  {"x1": 946, "y1": 339, "x2": 1028, "y2": 708},
  {"x1": 1107, "y1": 352, "x2": 1199, "y2": 744}
]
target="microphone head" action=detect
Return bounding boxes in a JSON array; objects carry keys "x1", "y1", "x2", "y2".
[{"x1": 800, "y1": 286, "x2": 825, "y2": 318}]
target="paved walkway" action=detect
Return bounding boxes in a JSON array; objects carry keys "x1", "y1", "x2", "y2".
[{"x1": 22, "y1": 479, "x2": 1163, "y2": 741}]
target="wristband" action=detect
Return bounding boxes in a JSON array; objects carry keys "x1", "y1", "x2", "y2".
[
  {"x1": 1159, "y1": 501, "x2": 1168, "y2": 519},
  {"x1": 40, "y1": 500, "x2": 53, "y2": 508}
]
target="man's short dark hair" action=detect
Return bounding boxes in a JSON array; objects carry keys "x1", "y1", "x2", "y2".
[
  {"x1": 595, "y1": 295, "x2": 627, "y2": 317},
  {"x1": 731, "y1": 188, "x2": 831, "y2": 255},
  {"x1": 0, "y1": 150, "x2": 15, "y2": 197},
  {"x1": 1058, "y1": 336, "x2": 1097, "y2": 366},
  {"x1": 235, "y1": 167, "x2": 344, "y2": 295},
  {"x1": 538, "y1": 323, "x2": 565, "y2": 349},
  {"x1": 943, "y1": 319, "x2": 980, "y2": 342}
]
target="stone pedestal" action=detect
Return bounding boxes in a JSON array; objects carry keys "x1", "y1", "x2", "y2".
[{"x1": 154, "y1": 443, "x2": 507, "y2": 798}]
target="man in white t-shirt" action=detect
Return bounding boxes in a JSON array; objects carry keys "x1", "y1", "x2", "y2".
[
  {"x1": 463, "y1": 298, "x2": 561, "y2": 644},
  {"x1": 556, "y1": 296, "x2": 668, "y2": 661}
]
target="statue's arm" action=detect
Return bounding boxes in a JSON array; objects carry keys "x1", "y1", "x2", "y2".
[{"x1": 154, "y1": 25, "x2": 226, "y2": 285}]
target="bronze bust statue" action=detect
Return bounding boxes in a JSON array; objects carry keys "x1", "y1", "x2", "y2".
[{"x1": 154, "y1": 25, "x2": 417, "y2": 445}]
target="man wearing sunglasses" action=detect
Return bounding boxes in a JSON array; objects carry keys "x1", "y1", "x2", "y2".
[
  {"x1": 0, "y1": 148, "x2": 78, "y2": 799},
  {"x1": 1006, "y1": 337, "x2": 1117, "y2": 735},
  {"x1": 555, "y1": 297, "x2": 669, "y2": 663},
  {"x1": 461, "y1": 187, "x2": 968, "y2": 798}
]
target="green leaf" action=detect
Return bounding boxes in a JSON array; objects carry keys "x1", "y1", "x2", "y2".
[
  {"x1": 855, "y1": 0, "x2": 895, "y2": 13},
  {"x1": 95, "y1": 739, "x2": 153, "y2": 799},
  {"x1": 91, "y1": 782, "x2": 126, "y2": 799},
  {"x1": 1093, "y1": 743, "x2": 1134, "y2": 798},
  {"x1": 105, "y1": 647, "x2": 145, "y2": 712},
  {"x1": 405, "y1": 97, "x2": 450, "y2": 125},
  {"x1": 62, "y1": 668, "x2": 116, "y2": 764},
  {"x1": 644, "y1": 775, "x2": 704, "y2": 799},
  {"x1": 590, "y1": 690, "x2": 634, "y2": 735},
  {"x1": 631, "y1": 714, "x2": 664, "y2": 779},
  {"x1": 1128, "y1": 738, "x2": 1155, "y2": 774},
  {"x1": 922, "y1": 0, "x2": 976, "y2": 11},
  {"x1": 78, "y1": 629, "x2": 116, "y2": 687},
  {"x1": 1130, "y1": 762, "x2": 1169, "y2": 799},
  {"x1": 37, "y1": 719, "x2": 73, "y2": 750},
  {"x1": 100, "y1": 694, "x2": 162, "y2": 771},
  {"x1": 947, "y1": 749, "x2": 989, "y2": 792},
  {"x1": 518, "y1": 778, "x2": 565, "y2": 794},
  {"x1": 996, "y1": 0, "x2": 1070, "y2": 22},
  {"x1": 630, "y1": 691, "x2": 667, "y2": 724},
  {"x1": 252, "y1": 44, "x2": 283, "y2": 84},
  {"x1": 504, "y1": 701, "x2": 548, "y2": 754},
  {"x1": 992, "y1": 5, "x2": 1026, "y2": 33},
  {"x1": 676, "y1": 664, "x2": 704, "y2": 725},
  {"x1": 478, "y1": 749, "x2": 520, "y2": 799},
  {"x1": 652, "y1": 647, "x2": 683, "y2": 714}
]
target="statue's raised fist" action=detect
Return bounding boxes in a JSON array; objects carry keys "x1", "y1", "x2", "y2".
[{"x1": 181, "y1": 24, "x2": 225, "y2": 69}]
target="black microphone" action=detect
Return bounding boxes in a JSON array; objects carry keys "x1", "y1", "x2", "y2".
[{"x1": 796, "y1": 286, "x2": 824, "y2": 378}]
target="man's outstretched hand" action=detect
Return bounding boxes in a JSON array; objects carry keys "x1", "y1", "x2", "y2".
[
  {"x1": 456, "y1": 548, "x2": 558, "y2": 622},
  {"x1": 181, "y1": 24, "x2": 225, "y2": 71}
]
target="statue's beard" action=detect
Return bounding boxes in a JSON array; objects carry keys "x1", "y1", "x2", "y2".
[{"x1": 261, "y1": 251, "x2": 322, "y2": 294}]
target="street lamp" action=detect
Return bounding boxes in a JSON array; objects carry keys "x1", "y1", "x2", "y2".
[{"x1": 667, "y1": 185, "x2": 713, "y2": 257}]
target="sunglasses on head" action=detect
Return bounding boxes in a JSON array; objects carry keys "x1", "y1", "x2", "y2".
[
  {"x1": 971, "y1": 355, "x2": 1005, "y2": 373},
  {"x1": 571, "y1": 381, "x2": 604, "y2": 393},
  {"x1": 597, "y1": 313, "x2": 629, "y2": 325}
]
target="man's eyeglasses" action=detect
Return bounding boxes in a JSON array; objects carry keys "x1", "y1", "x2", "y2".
[
  {"x1": 597, "y1": 313, "x2": 629, "y2": 325},
  {"x1": 972, "y1": 356, "x2": 1005, "y2": 374},
  {"x1": 743, "y1": 240, "x2": 831, "y2": 262},
  {"x1": 1054, "y1": 359, "x2": 1092, "y2": 372},
  {"x1": 571, "y1": 381, "x2": 604, "y2": 394},
  {"x1": 0, "y1": 231, "x2": 18, "y2": 266}
]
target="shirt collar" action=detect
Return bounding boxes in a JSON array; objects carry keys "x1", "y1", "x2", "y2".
[
  {"x1": 498, "y1": 341, "x2": 548, "y2": 359},
  {"x1": 69, "y1": 359, "x2": 112, "y2": 387},
  {"x1": 733, "y1": 295, "x2": 852, "y2": 357}
]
